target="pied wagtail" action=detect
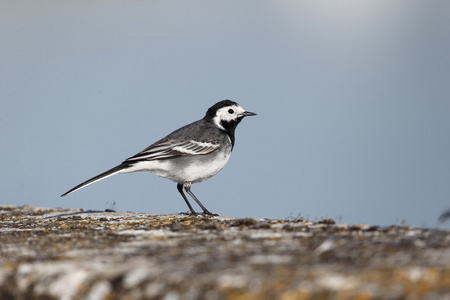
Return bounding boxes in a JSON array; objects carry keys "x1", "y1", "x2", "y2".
[{"x1": 61, "y1": 100, "x2": 256, "y2": 216}]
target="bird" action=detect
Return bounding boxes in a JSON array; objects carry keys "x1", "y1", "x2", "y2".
[{"x1": 61, "y1": 99, "x2": 256, "y2": 216}]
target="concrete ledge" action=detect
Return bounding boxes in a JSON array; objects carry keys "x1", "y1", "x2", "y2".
[{"x1": 1, "y1": 205, "x2": 449, "y2": 299}]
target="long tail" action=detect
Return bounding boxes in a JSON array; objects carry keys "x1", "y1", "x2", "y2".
[{"x1": 61, "y1": 163, "x2": 130, "y2": 197}]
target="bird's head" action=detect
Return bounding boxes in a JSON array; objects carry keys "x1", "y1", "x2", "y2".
[{"x1": 205, "y1": 100, "x2": 257, "y2": 132}]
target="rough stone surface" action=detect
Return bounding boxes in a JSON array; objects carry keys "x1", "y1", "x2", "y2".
[{"x1": 1, "y1": 205, "x2": 450, "y2": 299}]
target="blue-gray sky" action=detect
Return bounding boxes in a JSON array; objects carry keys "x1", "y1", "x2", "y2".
[{"x1": 1, "y1": 1, "x2": 450, "y2": 228}]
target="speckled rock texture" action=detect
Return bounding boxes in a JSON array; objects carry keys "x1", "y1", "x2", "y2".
[{"x1": 0, "y1": 205, "x2": 449, "y2": 300}]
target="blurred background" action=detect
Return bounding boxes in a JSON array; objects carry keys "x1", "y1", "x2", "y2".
[{"x1": 1, "y1": 1, "x2": 450, "y2": 228}]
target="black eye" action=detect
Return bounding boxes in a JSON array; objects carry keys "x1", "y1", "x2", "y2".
[{"x1": 228, "y1": 109, "x2": 234, "y2": 114}]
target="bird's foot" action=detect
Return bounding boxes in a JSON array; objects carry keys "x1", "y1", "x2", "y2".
[
  {"x1": 179, "y1": 211, "x2": 196, "y2": 215},
  {"x1": 202, "y1": 211, "x2": 219, "y2": 217},
  {"x1": 179, "y1": 211, "x2": 218, "y2": 217}
]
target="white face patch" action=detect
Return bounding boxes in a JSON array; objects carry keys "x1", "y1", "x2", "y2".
[{"x1": 212, "y1": 104, "x2": 247, "y2": 130}]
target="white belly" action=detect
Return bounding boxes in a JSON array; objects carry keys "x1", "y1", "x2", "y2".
[
  {"x1": 179, "y1": 151, "x2": 231, "y2": 183},
  {"x1": 120, "y1": 147, "x2": 232, "y2": 184}
]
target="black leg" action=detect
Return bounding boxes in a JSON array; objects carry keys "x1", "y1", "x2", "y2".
[
  {"x1": 184, "y1": 183, "x2": 218, "y2": 216},
  {"x1": 177, "y1": 183, "x2": 196, "y2": 214}
]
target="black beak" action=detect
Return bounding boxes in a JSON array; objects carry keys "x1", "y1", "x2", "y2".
[{"x1": 243, "y1": 111, "x2": 257, "y2": 117}]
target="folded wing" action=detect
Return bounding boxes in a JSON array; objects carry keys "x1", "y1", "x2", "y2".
[{"x1": 124, "y1": 139, "x2": 220, "y2": 162}]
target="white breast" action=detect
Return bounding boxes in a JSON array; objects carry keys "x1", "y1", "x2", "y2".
[{"x1": 181, "y1": 149, "x2": 231, "y2": 183}]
